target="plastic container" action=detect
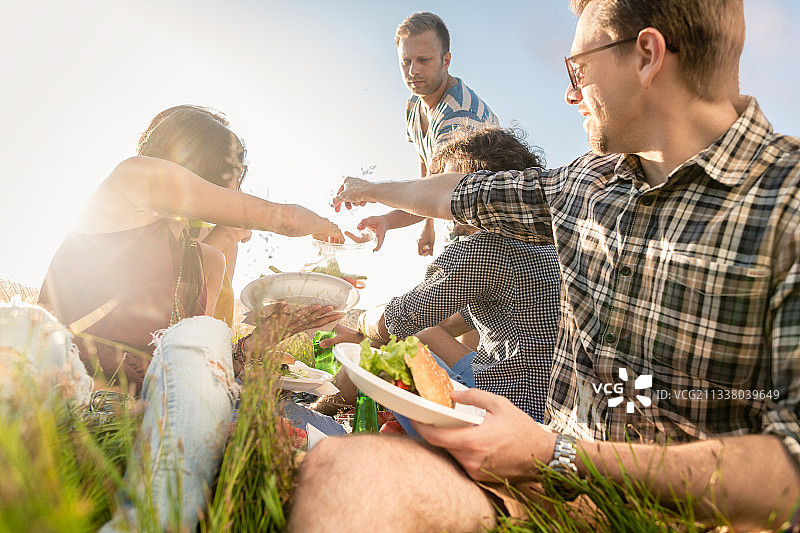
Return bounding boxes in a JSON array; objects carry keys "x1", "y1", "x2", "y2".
[{"x1": 304, "y1": 227, "x2": 376, "y2": 282}]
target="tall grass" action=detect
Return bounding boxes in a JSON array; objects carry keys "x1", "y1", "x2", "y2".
[
  {"x1": 0, "y1": 279, "x2": 38, "y2": 304},
  {"x1": 205, "y1": 360, "x2": 295, "y2": 532},
  {"x1": 0, "y1": 284, "x2": 750, "y2": 532}
]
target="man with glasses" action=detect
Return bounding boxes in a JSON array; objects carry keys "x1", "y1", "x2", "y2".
[{"x1": 291, "y1": 1, "x2": 800, "y2": 531}]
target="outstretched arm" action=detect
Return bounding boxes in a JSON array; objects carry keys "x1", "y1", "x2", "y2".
[
  {"x1": 332, "y1": 172, "x2": 467, "y2": 220},
  {"x1": 95, "y1": 156, "x2": 343, "y2": 241}
]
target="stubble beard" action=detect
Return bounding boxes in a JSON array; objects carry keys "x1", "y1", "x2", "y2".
[
  {"x1": 410, "y1": 66, "x2": 446, "y2": 97},
  {"x1": 587, "y1": 122, "x2": 610, "y2": 155}
]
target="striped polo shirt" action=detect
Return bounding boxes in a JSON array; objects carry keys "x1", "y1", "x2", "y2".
[{"x1": 405, "y1": 77, "x2": 498, "y2": 170}]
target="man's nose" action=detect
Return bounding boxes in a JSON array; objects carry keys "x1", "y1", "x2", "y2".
[
  {"x1": 409, "y1": 61, "x2": 420, "y2": 75},
  {"x1": 565, "y1": 84, "x2": 582, "y2": 105}
]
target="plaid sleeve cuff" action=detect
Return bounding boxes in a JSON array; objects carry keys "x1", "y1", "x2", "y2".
[
  {"x1": 780, "y1": 434, "x2": 800, "y2": 467},
  {"x1": 763, "y1": 406, "x2": 800, "y2": 467},
  {"x1": 383, "y1": 297, "x2": 424, "y2": 339}
]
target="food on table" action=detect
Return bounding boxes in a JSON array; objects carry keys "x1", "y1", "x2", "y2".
[
  {"x1": 267, "y1": 261, "x2": 366, "y2": 289},
  {"x1": 359, "y1": 336, "x2": 454, "y2": 408},
  {"x1": 379, "y1": 419, "x2": 406, "y2": 435},
  {"x1": 275, "y1": 351, "x2": 296, "y2": 365},
  {"x1": 279, "y1": 364, "x2": 311, "y2": 379}
]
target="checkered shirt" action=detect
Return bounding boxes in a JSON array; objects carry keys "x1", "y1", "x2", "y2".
[
  {"x1": 384, "y1": 231, "x2": 560, "y2": 421},
  {"x1": 451, "y1": 97, "x2": 800, "y2": 465}
]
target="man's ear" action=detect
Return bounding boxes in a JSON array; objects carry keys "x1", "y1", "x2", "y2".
[
  {"x1": 635, "y1": 28, "x2": 669, "y2": 89},
  {"x1": 442, "y1": 51, "x2": 452, "y2": 71}
]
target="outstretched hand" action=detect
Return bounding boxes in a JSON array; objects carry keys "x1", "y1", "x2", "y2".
[
  {"x1": 412, "y1": 388, "x2": 556, "y2": 482},
  {"x1": 355, "y1": 216, "x2": 389, "y2": 252},
  {"x1": 317, "y1": 323, "x2": 365, "y2": 349},
  {"x1": 245, "y1": 302, "x2": 344, "y2": 357},
  {"x1": 417, "y1": 218, "x2": 435, "y2": 256},
  {"x1": 332, "y1": 177, "x2": 372, "y2": 212},
  {"x1": 312, "y1": 220, "x2": 345, "y2": 244}
]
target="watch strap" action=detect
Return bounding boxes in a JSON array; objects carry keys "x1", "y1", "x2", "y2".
[
  {"x1": 547, "y1": 433, "x2": 578, "y2": 474},
  {"x1": 545, "y1": 433, "x2": 581, "y2": 500}
]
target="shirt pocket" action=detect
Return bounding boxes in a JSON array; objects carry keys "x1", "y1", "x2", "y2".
[{"x1": 650, "y1": 252, "x2": 770, "y2": 388}]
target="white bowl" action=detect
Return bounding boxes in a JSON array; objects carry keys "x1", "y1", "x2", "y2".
[
  {"x1": 240, "y1": 272, "x2": 360, "y2": 313},
  {"x1": 278, "y1": 361, "x2": 334, "y2": 393}
]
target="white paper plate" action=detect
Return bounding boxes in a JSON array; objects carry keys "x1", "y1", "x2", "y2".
[
  {"x1": 240, "y1": 272, "x2": 360, "y2": 312},
  {"x1": 333, "y1": 343, "x2": 485, "y2": 428},
  {"x1": 278, "y1": 361, "x2": 334, "y2": 392}
]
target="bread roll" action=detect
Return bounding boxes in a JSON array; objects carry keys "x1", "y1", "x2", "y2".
[
  {"x1": 403, "y1": 343, "x2": 454, "y2": 408},
  {"x1": 275, "y1": 351, "x2": 296, "y2": 365}
]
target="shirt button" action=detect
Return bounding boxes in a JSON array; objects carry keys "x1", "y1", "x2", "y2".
[
  {"x1": 620, "y1": 266, "x2": 632, "y2": 276},
  {"x1": 604, "y1": 332, "x2": 617, "y2": 344},
  {"x1": 641, "y1": 196, "x2": 655, "y2": 206}
]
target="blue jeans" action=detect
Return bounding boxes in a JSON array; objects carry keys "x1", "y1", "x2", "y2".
[
  {"x1": 100, "y1": 315, "x2": 237, "y2": 532},
  {"x1": 282, "y1": 401, "x2": 347, "y2": 436},
  {"x1": 394, "y1": 350, "x2": 476, "y2": 438}
]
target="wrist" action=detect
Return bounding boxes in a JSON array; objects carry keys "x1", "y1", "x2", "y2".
[
  {"x1": 233, "y1": 335, "x2": 250, "y2": 378},
  {"x1": 544, "y1": 433, "x2": 582, "y2": 500},
  {"x1": 243, "y1": 330, "x2": 271, "y2": 358},
  {"x1": 357, "y1": 308, "x2": 388, "y2": 343},
  {"x1": 361, "y1": 182, "x2": 376, "y2": 203}
]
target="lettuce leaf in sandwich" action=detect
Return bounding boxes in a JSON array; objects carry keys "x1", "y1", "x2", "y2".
[{"x1": 359, "y1": 336, "x2": 419, "y2": 391}]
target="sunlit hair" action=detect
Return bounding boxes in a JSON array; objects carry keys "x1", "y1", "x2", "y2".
[
  {"x1": 137, "y1": 105, "x2": 246, "y2": 313},
  {"x1": 137, "y1": 104, "x2": 246, "y2": 188},
  {"x1": 569, "y1": 0, "x2": 744, "y2": 100},
  {"x1": 429, "y1": 125, "x2": 545, "y2": 174},
  {"x1": 395, "y1": 12, "x2": 450, "y2": 56}
]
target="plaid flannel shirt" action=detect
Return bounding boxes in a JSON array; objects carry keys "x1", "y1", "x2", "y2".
[{"x1": 452, "y1": 97, "x2": 800, "y2": 465}]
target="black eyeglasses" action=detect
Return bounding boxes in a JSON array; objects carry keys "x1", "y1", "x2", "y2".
[{"x1": 564, "y1": 35, "x2": 679, "y2": 91}]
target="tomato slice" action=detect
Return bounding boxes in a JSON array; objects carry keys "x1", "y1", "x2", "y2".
[
  {"x1": 394, "y1": 379, "x2": 411, "y2": 391},
  {"x1": 343, "y1": 277, "x2": 366, "y2": 289}
]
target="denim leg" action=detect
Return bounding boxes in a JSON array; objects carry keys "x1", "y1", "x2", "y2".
[
  {"x1": 281, "y1": 401, "x2": 347, "y2": 437},
  {"x1": 0, "y1": 299, "x2": 93, "y2": 408},
  {"x1": 429, "y1": 350, "x2": 476, "y2": 388},
  {"x1": 101, "y1": 316, "x2": 237, "y2": 532}
]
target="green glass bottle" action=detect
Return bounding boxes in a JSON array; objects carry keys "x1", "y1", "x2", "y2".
[
  {"x1": 351, "y1": 390, "x2": 379, "y2": 433},
  {"x1": 311, "y1": 330, "x2": 340, "y2": 374}
]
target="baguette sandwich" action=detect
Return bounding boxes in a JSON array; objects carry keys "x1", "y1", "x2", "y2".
[{"x1": 359, "y1": 336, "x2": 454, "y2": 408}]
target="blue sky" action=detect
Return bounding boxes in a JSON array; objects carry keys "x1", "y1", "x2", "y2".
[{"x1": 1, "y1": 0, "x2": 798, "y2": 308}]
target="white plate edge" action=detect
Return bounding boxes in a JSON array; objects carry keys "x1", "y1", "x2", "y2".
[{"x1": 333, "y1": 343, "x2": 484, "y2": 425}]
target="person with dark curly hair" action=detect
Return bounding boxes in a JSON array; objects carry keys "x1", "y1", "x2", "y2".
[{"x1": 316, "y1": 126, "x2": 558, "y2": 423}]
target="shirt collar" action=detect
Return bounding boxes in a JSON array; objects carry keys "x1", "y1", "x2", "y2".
[
  {"x1": 685, "y1": 96, "x2": 774, "y2": 187},
  {"x1": 610, "y1": 96, "x2": 774, "y2": 188}
]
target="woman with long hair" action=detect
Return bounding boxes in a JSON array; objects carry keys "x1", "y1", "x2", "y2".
[
  {"x1": 38, "y1": 104, "x2": 342, "y2": 393},
  {"x1": 32, "y1": 105, "x2": 343, "y2": 531}
]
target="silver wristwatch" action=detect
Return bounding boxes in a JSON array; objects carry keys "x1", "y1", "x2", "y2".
[
  {"x1": 545, "y1": 433, "x2": 581, "y2": 500},
  {"x1": 547, "y1": 433, "x2": 578, "y2": 475}
]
